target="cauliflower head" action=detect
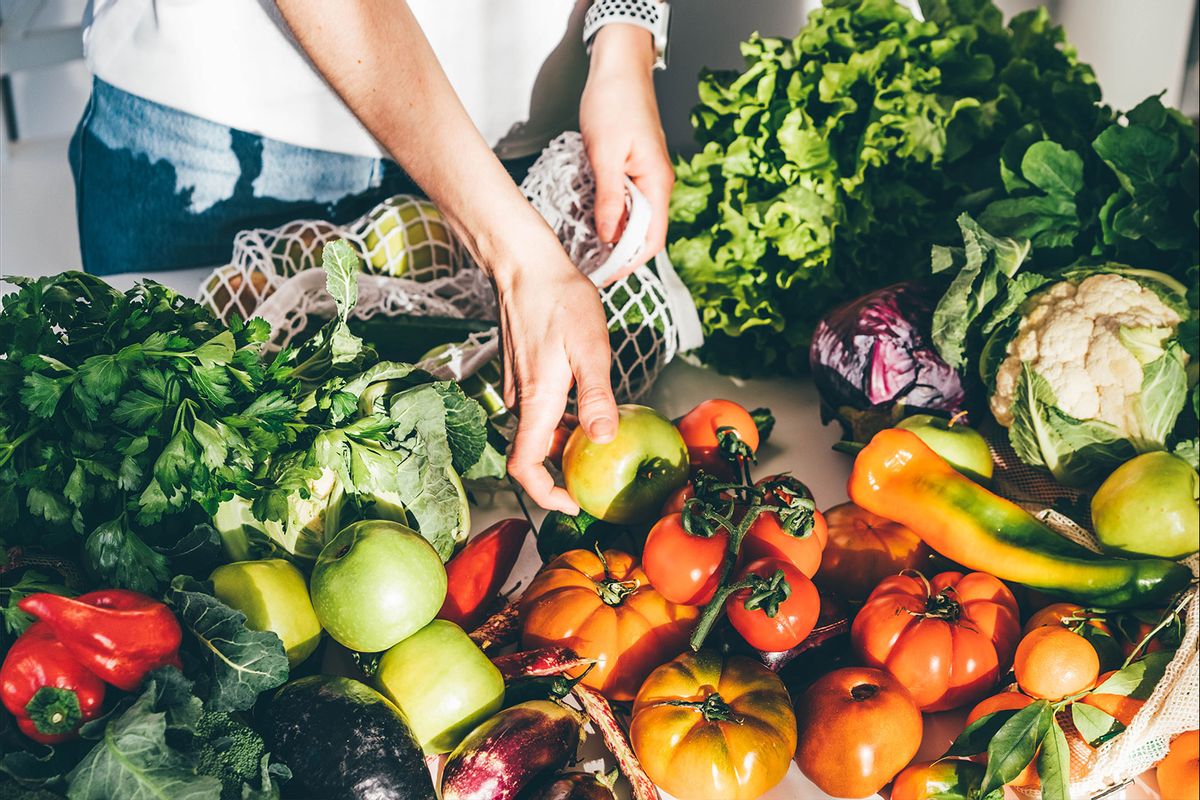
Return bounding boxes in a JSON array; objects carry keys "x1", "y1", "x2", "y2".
[
  {"x1": 991, "y1": 273, "x2": 1183, "y2": 430},
  {"x1": 987, "y1": 271, "x2": 1191, "y2": 484}
]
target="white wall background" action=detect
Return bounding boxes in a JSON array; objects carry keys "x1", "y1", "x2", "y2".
[{"x1": 4, "y1": 0, "x2": 1198, "y2": 147}]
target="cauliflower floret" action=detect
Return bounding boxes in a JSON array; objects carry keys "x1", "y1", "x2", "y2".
[{"x1": 991, "y1": 273, "x2": 1183, "y2": 435}]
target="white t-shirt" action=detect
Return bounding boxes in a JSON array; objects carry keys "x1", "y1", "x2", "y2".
[{"x1": 83, "y1": 0, "x2": 590, "y2": 160}]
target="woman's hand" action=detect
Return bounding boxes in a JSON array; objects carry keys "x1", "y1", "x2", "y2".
[
  {"x1": 581, "y1": 24, "x2": 675, "y2": 278},
  {"x1": 495, "y1": 232, "x2": 619, "y2": 514},
  {"x1": 278, "y1": 0, "x2": 624, "y2": 512}
]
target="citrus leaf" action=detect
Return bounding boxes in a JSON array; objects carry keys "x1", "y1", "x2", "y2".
[
  {"x1": 1036, "y1": 719, "x2": 1071, "y2": 800},
  {"x1": 1093, "y1": 650, "x2": 1174, "y2": 700},
  {"x1": 1071, "y1": 702, "x2": 1125, "y2": 747},
  {"x1": 980, "y1": 700, "x2": 1052, "y2": 796},
  {"x1": 945, "y1": 708, "x2": 1020, "y2": 757}
]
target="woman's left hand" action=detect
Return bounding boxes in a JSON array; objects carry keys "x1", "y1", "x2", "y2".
[{"x1": 581, "y1": 24, "x2": 675, "y2": 280}]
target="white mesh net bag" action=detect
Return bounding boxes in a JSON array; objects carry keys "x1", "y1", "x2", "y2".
[
  {"x1": 198, "y1": 132, "x2": 702, "y2": 405},
  {"x1": 986, "y1": 434, "x2": 1200, "y2": 799}
]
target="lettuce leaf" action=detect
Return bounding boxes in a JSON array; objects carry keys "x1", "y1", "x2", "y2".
[{"x1": 668, "y1": 0, "x2": 1105, "y2": 375}]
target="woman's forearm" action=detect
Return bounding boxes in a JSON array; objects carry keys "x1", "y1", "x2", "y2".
[{"x1": 274, "y1": 0, "x2": 552, "y2": 285}]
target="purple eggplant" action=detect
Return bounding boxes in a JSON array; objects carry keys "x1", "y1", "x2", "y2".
[
  {"x1": 441, "y1": 700, "x2": 583, "y2": 800},
  {"x1": 524, "y1": 771, "x2": 618, "y2": 800}
]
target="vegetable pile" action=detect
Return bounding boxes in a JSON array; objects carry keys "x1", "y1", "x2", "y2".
[
  {"x1": 669, "y1": 0, "x2": 1198, "y2": 378},
  {"x1": 1, "y1": 241, "x2": 503, "y2": 596}
]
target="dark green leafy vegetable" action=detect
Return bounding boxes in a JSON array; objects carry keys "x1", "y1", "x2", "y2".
[
  {"x1": 668, "y1": 0, "x2": 1106, "y2": 375},
  {"x1": 0, "y1": 571, "x2": 72, "y2": 637},
  {"x1": 165, "y1": 577, "x2": 289, "y2": 714},
  {"x1": 1, "y1": 241, "x2": 504, "y2": 586},
  {"x1": 65, "y1": 688, "x2": 223, "y2": 800}
]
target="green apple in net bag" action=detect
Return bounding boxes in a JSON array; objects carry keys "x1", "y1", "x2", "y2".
[{"x1": 359, "y1": 195, "x2": 456, "y2": 277}]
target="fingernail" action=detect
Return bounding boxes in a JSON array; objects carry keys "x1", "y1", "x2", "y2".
[{"x1": 589, "y1": 417, "x2": 616, "y2": 442}]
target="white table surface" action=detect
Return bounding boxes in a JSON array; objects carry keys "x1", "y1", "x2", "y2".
[{"x1": 97, "y1": 269, "x2": 1160, "y2": 800}]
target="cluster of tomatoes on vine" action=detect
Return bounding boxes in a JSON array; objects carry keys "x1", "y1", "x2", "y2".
[{"x1": 643, "y1": 401, "x2": 829, "y2": 654}]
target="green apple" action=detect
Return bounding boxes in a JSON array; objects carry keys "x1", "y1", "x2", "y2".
[
  {"x1": 375, "y1": 620, "x2": 504, "y2": 754},
  {"x1": 562, "y1": 404, "x2": 689, "y2": 525},
  {"x1": 360, "y1": 197, "x2": 454, "y2": 275},
  {"x1": 1092, "y1": 451, "x2": 1199, "y2": 559},
  {"x1": 210, "y1": 559, "x2": 322, "y2": 667},
  {"x1": 310, "y1": 520, "x2": 447, "y2": 652},
  {"x1": 896, "y1": 413, "x2": 993, "y2": 483}
]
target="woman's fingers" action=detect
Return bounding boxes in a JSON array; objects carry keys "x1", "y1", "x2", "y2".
[
  {"x1": 571, "y1": 337, "x2": 619, "y2": 444},
  {"x1": 590, "y1": 142, "x2": 628, "y2": 244},
  {"x1": 631, "y1": 157, "x2": 674, "y2": 263},
  {"x1": 508, "y1": 374, "x2": 579, "y2": 514}
]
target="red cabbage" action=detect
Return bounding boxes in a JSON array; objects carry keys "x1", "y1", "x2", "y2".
[{"x1": 809, "y1": 282, "x2": 966, "y2": 440}]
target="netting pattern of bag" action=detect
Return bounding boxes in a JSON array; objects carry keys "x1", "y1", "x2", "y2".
[
  {"x1": 987, "y1": 431, "x2": 1200, "y2": 799},
  {"x1": 199, "y1": 132, "x2": 698, "y2": 405}
]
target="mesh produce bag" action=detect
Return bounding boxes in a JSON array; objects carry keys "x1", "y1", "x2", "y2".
[
  {"x1": 987, "y1": 432, "x2": 1200, "y2": 799},
  {"x1": 199, "y1": 132, "x2": 702, "y2": 404}
]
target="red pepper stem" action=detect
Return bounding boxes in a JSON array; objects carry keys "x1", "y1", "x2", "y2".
[{"x1": 24, "y1": 686, "x2": 82, "y2": 735}]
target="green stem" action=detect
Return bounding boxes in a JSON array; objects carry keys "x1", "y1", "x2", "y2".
[
  {"x1": 657, "y1": 693, "x2": 743, "y2": 724},
  {"x1": 689, "y1": 575, "x2": 755, "y2": 651},
  {"x1": 0, "y1": 425, "x2": 42, "y2": 468},
  {"x1": 1122, "y1": 589, "x2": 1191, "y2": 668}
]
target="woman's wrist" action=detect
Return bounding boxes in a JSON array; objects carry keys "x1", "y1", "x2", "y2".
[{"x1": 589, "y1": 23, "x2": 656, "y2": 78}]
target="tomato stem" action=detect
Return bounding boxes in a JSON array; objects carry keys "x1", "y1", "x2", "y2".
[{"x1": 658, "y1": 693, "x2": 743, "y2": 724}]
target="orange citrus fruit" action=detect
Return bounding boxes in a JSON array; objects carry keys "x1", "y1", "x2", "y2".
[
  {"x1": 1024, "y1": 602, "x2": 1113, "y2": 637},
  {"x1": 1081, "y1": 670, "x2": 1145, "y2": 726},
  {"x1": 1014, "y1": 626, "x2": 1100, "y2": 701},
  {"x1": 1158, "y1": 730, "x2": 1199, "y2": 800}
]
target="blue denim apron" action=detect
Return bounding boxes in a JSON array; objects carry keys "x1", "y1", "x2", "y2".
[{"x1": 69, "y1": 78, "x2": 535, "y2": 275}]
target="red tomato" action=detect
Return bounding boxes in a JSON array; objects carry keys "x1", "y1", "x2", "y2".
[
  {"x1": 740, "y1": 510, "x2": 827, "y2": 578},
  {"x1": 643, "y1": 513, "x2": 728, "y2": 606},
  {"x1": 852, "y1": 571, "x2": 1022, "y2": 711},
  {"x1": 660, "y1": 483, "x2": 695, "y2": 516},
  {"x1": 726, "y1": 558, "x2": 820, "y2": 652},
  {"x1": 676, "y1": 399, "x2": 759, "y2": 476}
]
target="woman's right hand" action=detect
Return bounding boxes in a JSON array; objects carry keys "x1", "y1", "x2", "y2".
[{"x1": 493, "y1": 232, "x2": 619, "y2": 514}]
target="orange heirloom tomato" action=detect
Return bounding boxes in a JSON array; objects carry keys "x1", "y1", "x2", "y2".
[
  {"x1": 519, "y1": 549, "x2": 699, "y2": 702},
  {"x1": 891, "y1": 759, "x2": 985, "y2": 800},
  {"x1": 631, "y1": 650, "x2": 796, "y2": 800},
  {"x1": 816, "y1": 502, "x2": 934, "y2": 601},
  {"x1": 852, "y1": 571, "x2": 1021, "y2": 711},
  {"x1": 642, "y1": 513, "x2": 728, "y2": 606}
]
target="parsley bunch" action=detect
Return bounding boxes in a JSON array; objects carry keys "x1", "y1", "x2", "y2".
[
  {"x1": 0, "y1": 273, "x2": 303, "y2": 591},
  {"x1": 1, "y1": 242, "x2": 505, "y2": 593}
]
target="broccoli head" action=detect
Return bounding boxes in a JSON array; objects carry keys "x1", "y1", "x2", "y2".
[{"x1": 192, "y1": 712, "x2": 267, "y2": 800}]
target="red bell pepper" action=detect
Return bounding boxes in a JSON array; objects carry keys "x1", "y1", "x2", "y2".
[
  {"x1": 19, "y1": 589, "x2": 182, "y2": 691},
  {"x1": 0, "y1": 622, "x2": 107, "y2": 744},
  {"x1": 437, "y1": 518, "x2": 531, "y2": 629}
]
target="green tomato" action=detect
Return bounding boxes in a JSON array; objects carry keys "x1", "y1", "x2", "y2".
[
  {"x1": 310, "y1": 520, "x2": 447, "y2": 652},
  {"x1": 210, "y1": 559, "x2": 322, "y2": 667},
  {"x1": 562, "y1": 404, "x2": 689, "y2": 525},
  {"x1": 1092, "y1": 451, "x2": 1199, "y2": 559},
  {"x1": 375, "y1": 620, "x2": 504, "y2": 754},
  {"x1": 896, "y1": 413, "x2": 993, "y2": 483}
]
